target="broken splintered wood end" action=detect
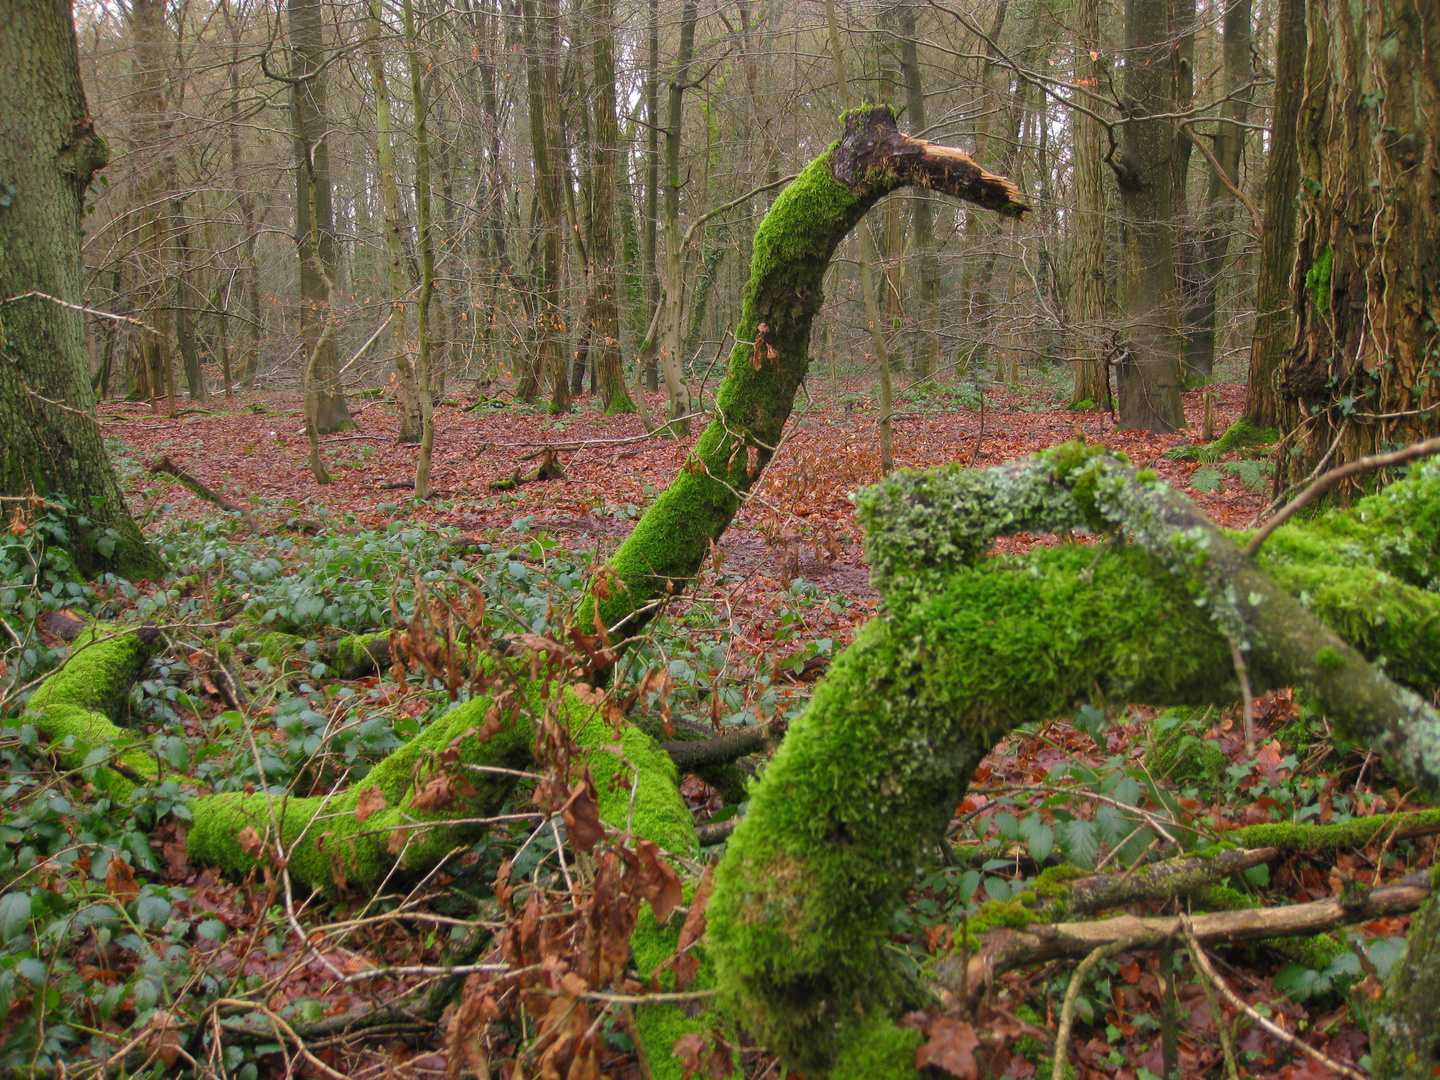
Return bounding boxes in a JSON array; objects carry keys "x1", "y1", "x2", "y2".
[{"x1": 833, "y1": 104, "x2": 1031, "y2": 218}]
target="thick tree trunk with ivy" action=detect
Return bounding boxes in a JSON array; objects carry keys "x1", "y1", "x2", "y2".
[
  {"x1": 1275, "y1": 0, "x2": 1440, "y2": 487},
  {"x1": 0, "y1": 0, "x2": 163, "y2": 581},
  {"x1": 1243, "y1": 0, "x2": 1304, "y2": 429}
]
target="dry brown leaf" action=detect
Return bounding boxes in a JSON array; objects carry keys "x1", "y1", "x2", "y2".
[
  {"x1": 237, "y1": 825, "x2": 264, "y2": 858},
  {"x1": 561, "y1": 775, "x2": 606, "y2": 851},
  {"x1": 105, "y1": 854, "x2": 139, "y2": 904},
  {"x1": 353, "y1": 785, "x2": 386, "y2": 823},
  {"x1": 672, "y1": 1030, "x2": 734, "y2": 1080},
  {"x1": 677, "y1": 865, "x2": 715, "y2": 953},
  {"x1": 915, "y1": 1017, "x2": 980, "y2": 1079},
  {"x1": 632, "y1": 839, "x2": 683, "y2": 925}
]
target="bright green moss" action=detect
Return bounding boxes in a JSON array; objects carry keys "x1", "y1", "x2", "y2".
[
  {"x1": 1229, "y1": 809, "x2": 1440, "y2": 853},
  {"x1": 185, "y1": 683, "x2": 698, "y2": 890},
  {"x1": 707, "y1": 543, "x2": 1240, "y2": 1076},
  {"x1": 629, "y1": 883, "x2": 742, "y2": 1080},
  {"x1": 327, "y1": 632, "x2": 390, "y2": 677},
  {"x1": 578, "y1": 150, "x2": 902, "y2": 635},
  {"x1": 1317, "y1": 646, "x2": 1345, "y2": 672},
  {"x1": 26, "y1": 625, "x2": 162, "y2": 793}
]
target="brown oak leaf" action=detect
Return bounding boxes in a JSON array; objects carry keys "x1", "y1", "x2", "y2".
[
  {"x1": 353, "y1": 785, "x2": 386, "y2": 823},
  {"x1": 916, "y1": 1018, "x2": 980, "y2": 1079},
  {"x1": 561, "y1": 775, "x2": 606, "y2": 851}
]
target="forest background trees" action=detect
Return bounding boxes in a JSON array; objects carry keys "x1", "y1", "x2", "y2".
[{"x1": 45, "y1": 0, "x2": 1436, "y2": 458}]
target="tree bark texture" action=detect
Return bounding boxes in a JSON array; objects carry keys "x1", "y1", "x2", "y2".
[
  {"x1": 588, "y1": 0, "x2": 635, "y2": 415},
  {"x1": 1275, "y1": 0, "x2": 1439, "y2": 486},
  {"x1": 0, "y1": 0, "x2": 163, "y2": 580},
  {"x1": 521, "y1": 0, "x2": 569, "y2": 415},
  {"x1": 288, "y1": 0, "x2": 353, "y2": 434},
  {"x1": 1069, "y1": 0, "x2": 1109, "y2": 406},
  {"x1": 1179, "y1": 0, "x2": 1252, "y2": 385},
  {"x1": 1114, "y1": 0, "x2": 1186, "y2": 431}
]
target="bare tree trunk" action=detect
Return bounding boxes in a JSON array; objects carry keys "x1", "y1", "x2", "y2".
[
  {"x1": 220, "y1": 1, "x2": 263, "y2": 388},
  {"x1": 898, "y1": 2, "x2": 940, "y2": 380},
  {"x1": 589, "y1": 0, "x2": 635, "y2": 414},
  {"x1": 1114, "y1": 0, "x2": 1186, "y2": 431},
  {"x1": 521, "y1": 0, "x2": 570, "y2": 415},
  {"x1": 1243, "y1": 0, "x2": 1303, "y2": 428},
  {"x1": 642, "y1": 0, "x2": 660, "y2": 396},
  {"x1": 365, "y1": 0, "x2": 422, "y2": 442},
  {"x1": 654, "y1": 0, "x2": 698, "y2": 433},
  {"x1": 403, "y1": 0, "x2": 437, "y2": 497},
  {"x1": 1069, "y1": 0, "x2": 1109, "y2": 405},
  {"x1": 1179, "y1": 0, "x2": 1252, "y2": 385},
  {"x1": 288, "y1": 0, "x2": 353, "y2": 434}
]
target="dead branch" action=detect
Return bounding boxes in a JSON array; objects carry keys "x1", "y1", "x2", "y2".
[
  {"x1": 937, "y1": 871, "x2": 1432, "y2": 1005},
  {"x1": 660, "y1": 719, "x2": 785, "y2": 770},
  {"x1": 1182, "y1": 918, "x2": 1367, "y2": 1080},
  {"x1": 148, "y1": 456, "x2": 262, "y2": 535},
  {"x1": 1244, "y1": 434, "x2": 1440, "y2": 557}
]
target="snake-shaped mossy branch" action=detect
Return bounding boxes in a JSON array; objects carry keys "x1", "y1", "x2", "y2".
[
  {"x1": 22, "y1": 628, "x2": 697, "y2": 891},
  {"x1": 707, "y1": 444, "x2": 1440, "y2": 1078}
]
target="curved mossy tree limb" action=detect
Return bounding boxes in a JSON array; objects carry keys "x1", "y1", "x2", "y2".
[
  {"x1": 578, "y1": 105, "x2": 1028, "y2": 637},
  {"x1": 707, "y1": 445, "x2": 1440, "y2": 1079},
  {"x1": 22, "y1": 629, "x2": 696, "y2": 891}
]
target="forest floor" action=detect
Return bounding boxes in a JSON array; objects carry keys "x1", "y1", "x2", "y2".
[{"x1": 3, "y1": 375, "x2": 1426, "y2": 1080}]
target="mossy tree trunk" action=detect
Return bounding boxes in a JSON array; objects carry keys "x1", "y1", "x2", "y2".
[
  {"x1": 709, "y1": 446, "x2": 1440, "y2": 1078},
  {"x1": 1275, "y1": 0, "x2": 1440, "y2": 487},
  {"x1": 579, "y1": 106, "x2": 1029, "y2": 637},
  {"x1": 0, "y1": 0, "x2": 164, "y2": 581}
]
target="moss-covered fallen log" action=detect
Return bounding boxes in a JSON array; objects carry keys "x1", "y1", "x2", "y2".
[{"x1": 706, "y1": 445, "x2": 1440, "y2": 1079}]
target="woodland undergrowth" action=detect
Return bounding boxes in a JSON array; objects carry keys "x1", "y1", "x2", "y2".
[{"x1": 0, "y1": 381, "x2": 1430, "y2": 1079}]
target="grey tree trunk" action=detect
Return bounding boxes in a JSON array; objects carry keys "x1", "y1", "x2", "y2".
[
  {"x1": 1243, "y1": 0, "x2": 1303, "y2": 429},
  {"x1": 897, "y1": 3, "x2": 940, "y2": 380},
  {"x1": 288, "y1": 0, "x2": 353, "y2": 434},
  {"x1": 1114, "y1": 0, "x2": 1186, "y2": 431},
  {"x1": 1179, "y1": 0, "x2": 1252, "y2": 385},
  {"x1": 1069, "y1": 0, "x2": 1109, "y2": 406},
  {"x1": 589, "y1": 0, "x2": 635, "y2": 415},
  {"x1": 0, "y1": 0, "x2": 163, "y2": 580}
]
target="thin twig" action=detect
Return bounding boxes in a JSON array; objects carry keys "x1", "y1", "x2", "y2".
[
  {"x1": 1229, "y1": 638, "x2": 1257, "y2": 758},
  {"x1": 1181, "y1": 919, "x2": 1367, "y2": 1080},
  {"x1": 1244, "y1": 435, "x2": 1440, "y2": 557},
  {"x1": 1054, "y1": 938, "x2": 1136, "y2": 1080}
]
